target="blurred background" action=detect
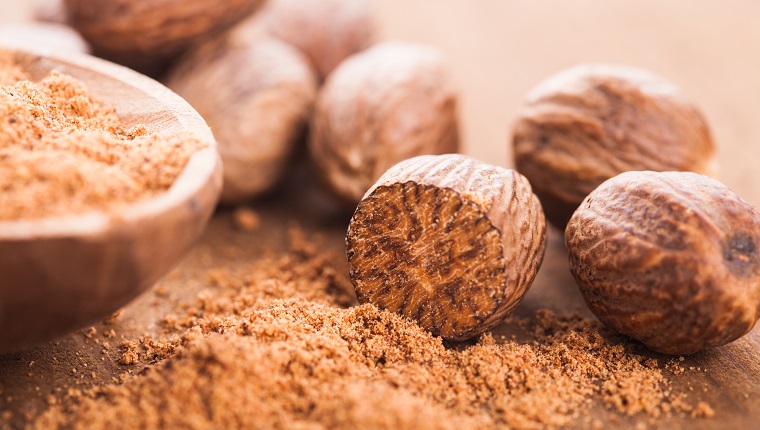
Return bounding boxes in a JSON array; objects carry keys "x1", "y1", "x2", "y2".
[{"x1": 2, "y1": 0, "x2": 759, "y2": 204}]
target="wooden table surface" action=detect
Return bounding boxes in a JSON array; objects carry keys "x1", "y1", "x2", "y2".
[{"x1": 1, "y1": 1, "x2": 759, "y2": 429}]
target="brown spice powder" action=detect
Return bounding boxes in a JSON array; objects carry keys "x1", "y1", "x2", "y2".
[
  {"x1": 0, "y1": 50, "x2": 204, "y2": 221},
  {"x1": 31, "y1": 226, "x2": 711, "y2": 430}
]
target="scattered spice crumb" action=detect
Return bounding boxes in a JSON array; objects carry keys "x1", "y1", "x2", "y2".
[
  {"x1": 118, "y1": 341, "x2": 139, "y2": 366},
  {"x1": 693, "y1": 401, "x2": 715, "y2": 418},
  {"x1": 103, "y1": 311, "x2": 123, "y2": 326},
  {"x1": 31, "y1": 226, "x2": 714, "y2": 429},
  {"x1": 152, "y1": 285, "x2": 169, "y2": 298},
  {"x1": 231, "y1": 206, "x2": 261, "y2": 232}
]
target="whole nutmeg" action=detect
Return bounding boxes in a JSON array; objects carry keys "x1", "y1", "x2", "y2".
[
  {"x1": 513, "y1": 64, "x2": 717, "y2": 229},
  {"x1": 347, "y1": 154, "x2": 547, "y2": 341},
  {"x1": 167, "y1": 28, "x2": 317, "y2": 203},
  {"x1": 566, "y1": 171, "x2": 760, "y2": 355},
  {"x1": 64, "y1": 0, "x2": 266, "y2": 76},
  {"x1": 258, "y1": 0, "x2": 374, "y2": 80},
  {"x1": 310, "y1": 42, "x2": 460, "y2": 205}
]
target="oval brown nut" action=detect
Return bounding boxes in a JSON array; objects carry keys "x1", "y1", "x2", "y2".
[
  {"x1": 167, "y1": 27, "x2": 317, "y2": 203},
  {"x1": 347, "y1": 154, "x2": 547, "y2": 341},
  {"x1": 566, "y1": 171, "x2": 760, "y2": 355},
  {"x1": 310, "y1": 42, "x2": 460, "y2": 206},
  {"x1": 64, "y1": 0, "x2": 265, "y2": 75},
  {"x1": 513, "y1": 64, "x2": 717, "y2": 229}
]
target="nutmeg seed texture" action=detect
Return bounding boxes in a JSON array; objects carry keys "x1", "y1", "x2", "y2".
[
  {"x1": 566, "y1": 171, "x2": 760, "y2": 355},
  {"x1": 347, "y1": 154, "x2": 547, "y2": 341},
  {"x1": 513, "y1": 64, "x2": 717, "y2": 229}
]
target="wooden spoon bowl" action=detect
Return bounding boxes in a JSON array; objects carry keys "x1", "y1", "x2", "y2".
[{"x1": 0, "y1": 49, "x2": 223, "y2": 353}]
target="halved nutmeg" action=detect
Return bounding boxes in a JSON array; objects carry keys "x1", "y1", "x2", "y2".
[{"x1": 346, "y1": 154, "x2": 547, "y2": 341}]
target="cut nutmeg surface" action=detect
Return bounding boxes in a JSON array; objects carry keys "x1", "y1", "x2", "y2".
[
  {"x1": 566, "y1": 171, "x2": 760, "y2": 355},
  {"x1": 513, "y1": 64, "x2": 717, "y2": 229},
  {"x1": 346, "y1": 154, "x2": 547, "y2": 341}
]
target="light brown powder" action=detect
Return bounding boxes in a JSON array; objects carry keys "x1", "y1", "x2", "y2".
[
  {"x1": 0, "y1": 50, "x2": 204, "y2": 220},
  {"x1": 0, "y1": 50, "x2": 26, "y2": 86},
  {"x1": 31, "y1": 226, "x2": 711, "y2": 430}
]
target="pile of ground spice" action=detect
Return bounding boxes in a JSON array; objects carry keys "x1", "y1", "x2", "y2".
[
  {"x1": 31, "y1": 224, "x2": 713, "y2": 430},
  {"x1": 0, "y1": 49, "x2": 204, "y2": 220}
]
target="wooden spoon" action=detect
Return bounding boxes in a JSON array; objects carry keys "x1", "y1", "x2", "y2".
[{"x1": 0, "y1": 49, "x2": 223, "y2": 353}]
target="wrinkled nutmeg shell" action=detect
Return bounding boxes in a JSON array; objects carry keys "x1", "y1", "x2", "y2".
[
  {"x1": 513, "y1": 64, "x2": 717, "y2": 229},
  {"x1": 347, "y1": 154, "x2": 547, "y2": 341},
  {"x1": 310, "y1": 42, "x2": 460, "y2": 206},
  {"x1": 64, "y1": 0, "x2": 265, "y2": 76},
  {"x1": 259, "y1": 0, "x2": 374, "y2": 80},
  {"x1": 167, "y1": 26, "x2": 317, "y2": 203},
  {"x1": 566, "y1": 171, "x2": 760, "y2": 355}
]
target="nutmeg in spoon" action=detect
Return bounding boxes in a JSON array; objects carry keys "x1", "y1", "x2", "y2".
[
  {"x1": 347, "y1": 154, "x2": 547, "y2": 341},
  {"x1": 0, "y1": 48, "x2": 222, "y2": 352},
  {"x1": 566, "y1": 171, "x2": 760, "y2": 355},
  {"x1": 513, "y1": 64, "x2": 716, "y2": 229},
  {"x1": 310, "y1": 42, "x2": 460, "y2": 206}
]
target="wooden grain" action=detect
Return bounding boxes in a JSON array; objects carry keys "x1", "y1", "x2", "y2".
[
  {"x1": 1, "y1": 1, "x2": 759, "y2": 428},
  {"x1": 0, "y1": 49, "x2": 223, "y2": 353}
]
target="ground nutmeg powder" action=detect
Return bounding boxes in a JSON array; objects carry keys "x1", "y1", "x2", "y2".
[
  {"x1": 0, "y1": 49, "x2": 204, "y2": 221},
  {"x1": 28, "y1": 222, "x2": 714, "y2": 430}
]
